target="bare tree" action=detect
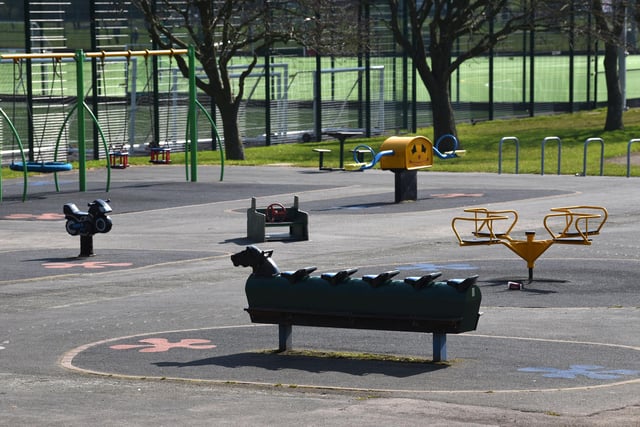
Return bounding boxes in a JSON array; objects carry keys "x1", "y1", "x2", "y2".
[
  {"x1": 290, "y1": 0, "x2": 365, "y2": 56},
  {"x1": 132, "y1": 0, "x2": 293, "y2": 160},
  {"x1": 591, "y1": 0, "x2": 629, "y2": 131},
  {"x1": 378, "y1": 0, "x2": 553, "y2": 149}
]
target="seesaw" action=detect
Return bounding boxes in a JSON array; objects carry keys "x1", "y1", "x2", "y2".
[
  {"x1": 451, "y1": 205, "x2": 608, "y2": 282},
  {"x1": 344, "y1": 144, "x2": 394, "y2": 170},
  {"x1": 433, "y1": 133, "x2": 467, "y2": 160},
  {"x1": 344, "y1": 133, "x2": 466, "y2": 171}
]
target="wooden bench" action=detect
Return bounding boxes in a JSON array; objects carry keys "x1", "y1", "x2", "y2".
[{"x1": 247, "y1": 196, "x2": 309, "y2": 242}]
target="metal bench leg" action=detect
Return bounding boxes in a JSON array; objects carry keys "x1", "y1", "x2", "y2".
[
  {"x1": 433, "y1": 333, "x2": 447, "y2": 362},
  {"x1": 313, "y1": 149, "x2": 332, "y2": 170},
  {"x1": 278, "y1": 324, "x2": 292, "y2": 352}
]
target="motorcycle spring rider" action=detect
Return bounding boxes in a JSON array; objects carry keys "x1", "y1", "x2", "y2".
[{"x1": 63, "y1": 199, "x2": 113, "y2": 257}]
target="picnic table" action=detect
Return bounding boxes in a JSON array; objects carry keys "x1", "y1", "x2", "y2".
[{"x1": 323, "y1": 130, "x2": 364, "y2": 170}]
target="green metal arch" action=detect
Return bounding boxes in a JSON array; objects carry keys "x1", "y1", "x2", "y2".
[
  {"x1": 53, "y1": 101, "x2": 111, "y2": 193},
  {"x1": 0, "y1": 108, "x2": 28, "y2": 202}
]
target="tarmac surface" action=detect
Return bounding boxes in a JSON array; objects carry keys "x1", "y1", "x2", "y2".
[{"x1": 1, "y1": 163, "x2": 640, "y2": 426}]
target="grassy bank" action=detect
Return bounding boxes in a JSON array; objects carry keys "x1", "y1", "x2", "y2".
[
  {"x1": 215, "y1": 108, "x2": 640, "y2": 176},
  {"x1": 5, "y1": 108, "x2": 640, "y2": 177}
]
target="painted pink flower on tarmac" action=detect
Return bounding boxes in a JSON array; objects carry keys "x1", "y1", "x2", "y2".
[
  {"x1": 110, "y1": 338, "x2": 217, "y2": 353},
  {"x1": 42, "y1": 261, "x2": 132, "y2": 269},
  {"x1": 4, "y1": 213, "x2": 64, "y2": 220},
  {"x1": 430, "y1": 193, "x2": 483, "y2": 198}
]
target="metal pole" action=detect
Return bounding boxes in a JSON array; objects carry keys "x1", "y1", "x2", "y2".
[
  {"x1": 529, "y1": 15, "x2": 535, "y2": 117},
  {"x1": 90, "y1": 0, "x2": 100, "y2": 159},
  {"x1": 76, "y1": 50, "x2": 87, "y2": 191},
  {"x1": 433, "y1": 333, "x2": 447, "y2": 362},
  {"x1": 583, "y1": 137, "x2": 605, "y2": 177},
  {"x1": 627, "y1": 139, "x2": 640, "y2": 177},
  {"x1": 265, "y1": 52, "x2": 271, "y2": 147},
  {"x1": 541, "y1": 136, "x2": 562, "y2": 176},
  {"x1": 24, "y1": 2, "x2": 35, "y2": 162},
  {"x1": 498, "y1": 136, "x2": 520, "y2": 175},
  {"x1": 188, "y1": 46, "x2": 198, "y2": 182},
  {"x1": 569, "y1": 0, "x2": 575, "y2": 112},
  {"x1": 489, "y1": 18, "x2": 494, "y2": 121},
  {"x1": 264, "y1": 0, "x2": 271, "y2": 147},
  {"x1": 620, "y1": 4, "x2": 627, "y2": 111},
  {"x1": 363, "y1": 1, "x2": 371, "y2": 137},
  {"x1": 401, "y1": 0, "x2": 408, "y2": 131},
  {"x1": 129, "y1": 58, "x2": 138, "y2": 147},
  {"x1": 314, "y1": 54, "x2": 322, "y2": 141}
]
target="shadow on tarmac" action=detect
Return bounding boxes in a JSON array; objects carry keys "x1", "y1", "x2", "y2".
[{"x1": 153, "y1": 351, "x2": 448, "y2": 378}]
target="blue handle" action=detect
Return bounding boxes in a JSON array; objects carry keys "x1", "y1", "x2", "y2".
[{"x1": 434, "y1": 134, "x2": 460, "y2": 159}]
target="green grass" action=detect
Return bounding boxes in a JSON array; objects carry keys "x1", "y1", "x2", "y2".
[
  {"x1": 222, "y1": 108, "x2": 640, "y2": 177},
  {"x1": 4, "y1": 108, "x2": 640, "y2": 178},
  {"x1": 258, "y1": 348, "x2": 441, "y2": 364}
]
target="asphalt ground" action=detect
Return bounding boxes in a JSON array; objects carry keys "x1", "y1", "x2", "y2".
[{"x1": 1, "y1": 164, "x2": 640, "y2": 426}]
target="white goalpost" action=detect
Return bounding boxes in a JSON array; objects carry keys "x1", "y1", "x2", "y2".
[{"x1": 241, "y1": 63, "x2": 385, "y2": 144}]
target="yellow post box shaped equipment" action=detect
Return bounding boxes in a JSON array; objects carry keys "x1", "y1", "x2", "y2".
[{"x1": 379, "y1": 136, "x2": 433, "y2": 170}]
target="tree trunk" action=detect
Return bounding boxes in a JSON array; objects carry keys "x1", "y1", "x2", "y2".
[
  {"x1": 429, "y1": 84, "x2": 458, "y2": 152},
  {"x1": 218, "y1": 104, "x2": 245, "y2": 160},
  {"x1": 603, "y1": 42, "x2": 624, "y2": 131},
  {"x1": 417, "y1": 49, "x2": 458, "y2": 152}
]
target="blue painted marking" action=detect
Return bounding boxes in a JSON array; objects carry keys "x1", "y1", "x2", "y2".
[
  {"x1": 325, "y1": 205, "x2": 380, "y2": 211},
  {"x1": 30, "y1": 180, "x2": 74, "y2": 187},
  {"x1": 518, "y1": 365, "x2": 640, "y2": 380},
  {"x1": 396, "y1": 262, "x2": 477, "y2": 272}
]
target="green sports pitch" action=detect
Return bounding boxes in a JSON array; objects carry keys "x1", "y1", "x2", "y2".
[{"x1": 1, "y1": 53, "x2": 639, "y2": 104}]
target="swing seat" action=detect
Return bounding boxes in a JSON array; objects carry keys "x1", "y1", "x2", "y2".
[{"x1": 10, "y1": 161, "x2": 73, "y2": 173}]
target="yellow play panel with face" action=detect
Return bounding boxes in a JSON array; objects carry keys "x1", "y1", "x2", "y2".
[{"x1": 380, "y1": 136, "x2": 434, "y2": 170}]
